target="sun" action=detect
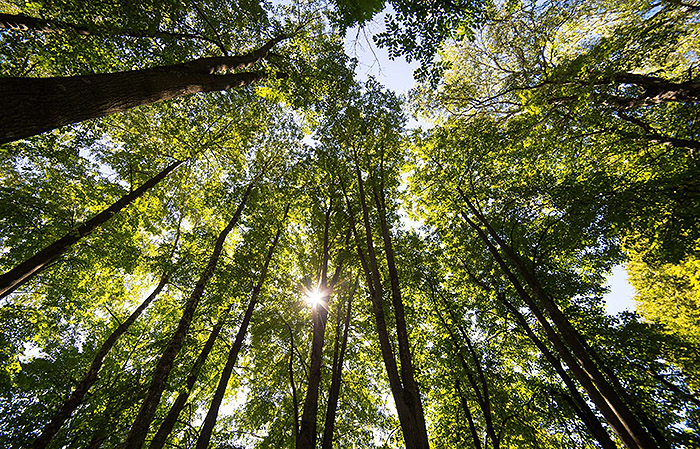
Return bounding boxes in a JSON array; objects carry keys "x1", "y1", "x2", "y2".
[{"x1": 304, "y1": 286, "x2": 325, "y2": 308}]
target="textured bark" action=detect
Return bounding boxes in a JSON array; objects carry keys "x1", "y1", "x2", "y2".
[
  {"x1": 456, "y1": 188, "x2": 659, "y2": 449},
  {"x1": 0, "y1": 35, "x2": 285, "y2": 143},
  {"x1": 148, "y1": 306, "x2": 233, "y2": 449},
  {"x1": 0, "y1": 159, "x2": 184, "y2": 300},
  {"x1": 195, "y1": 209, "x2": 286, "y2": 449},
  {"x1": 33, "y1": 273, "x2": 169, "y2": 449},
  {"x1": 607, "y1": 73, "x2": 700, "y2": 106},
  {"x1": 122, "y1": 182, "x2": 253, "y2": 449},
  {"x1": 321, "y1": 282, "x2": 355, "y2": 449}
]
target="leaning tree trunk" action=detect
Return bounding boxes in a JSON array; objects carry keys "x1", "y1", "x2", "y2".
[
  {"x1": 456, "y1": 190, "x2": 659, "y2": 449},
  {"x1": 122, "y1": 182, "x2": 253, "y2": 449},
  {"x1": 148, "y1": 305, "x2": 233, "y2": 449},
  {"x1": 0, "y1": 35, "x2": 285, "y2": 143},
  {"x1": 0, "y1": 159, "x2": 184, "y2": 300},
  {"x1": 195, "y1": 209, "x2": 287, "y2": 449},
  {"x1": 33, "y1": 272, "x2": 169, "y2": 449}
]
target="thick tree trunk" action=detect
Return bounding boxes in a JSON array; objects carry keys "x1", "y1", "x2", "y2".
[
  {"x1": 195, "y1": 210, "x2": 286, "y2": 449},
  {"x1": 33, "y1": 272, "x2": 169, "y2": 449},
  {"x1": 608, "y1": 73, "x2": 700, "y2": 106},
  {"x1": 456, "y1": 189, "x2": 659, "y2": 449},
  {"x1": 321, "y1": 282, "x2": 355, "y2": 449},
  {"x1": 148, "y1": 305, "x2": 233, "y2": 449},
  {"x1": 122, "y1": 182, "x2": 253, "y2": 449},
  {"x1": 0, "y1": 159, "x2": 184, "y2": 300},
  {"x1": 0, "y1": 35, "x2": 285, "y2": 143}
]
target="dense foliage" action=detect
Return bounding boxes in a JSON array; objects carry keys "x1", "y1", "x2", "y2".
[{"x1": 0, "y1": 0, "x2": 698, "y2": 448}]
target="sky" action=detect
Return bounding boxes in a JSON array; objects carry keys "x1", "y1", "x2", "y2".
[{"x1": 342, "y1": 17, "x2": 637, "y2": 316}]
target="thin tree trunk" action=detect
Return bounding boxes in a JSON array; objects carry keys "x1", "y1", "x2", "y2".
[
  {"x1": 499, "y1": 294, "x2": 618, "y2": 449},
  {"x1": 147, "y1": 305, "x2": 234, "y2": 449},
  {"x1": 0, "y1": 159, "x2": 184, "y2": 300},
  {"x1": 195, "y1": 207, "x2": 287, "y2": 449},
  {"x1": 455, "y1": 379, "x2": 483, "y2": 449},
  {"x1": 456, "y1": 188, "x2": 658, "y2": 449},
  {"x1": 0, "y1": 35, "x2": 285, "y2": 143},
  {"x1": 0, "y1": 12, "x2": 223, "y2": 50},
  {"x1": 321, "y1": 280, "x2": 355, "y2": 449},
  {"x1": 342, "y1": 166, "x2": 430, "y2": 449},
  {"x1": 33, "y1": 272, "x2": 169, "y2": 449},
  {"x1": 283, "y1": 319, "x2": 301, "y2": 441},
  {"x1": 297, "y1": 199, "x2": 345, "y2": 449},
  {"x1": 122, "y1": 182, "x2": 253, "y2": 449}
]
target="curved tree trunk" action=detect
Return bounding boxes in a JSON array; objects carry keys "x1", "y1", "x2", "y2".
[
  {"x1": 122, "y1": 182, "x2": 253, "y2": 449},
  {"x1": 0, "y1": 35, "x2": 285, "y2": 143},
  {"x1": 33, "y1": 272, "x2": 169, "y2": 449},
  {"x1": 0, "y1": 159, "x2": 184, "y2": 300}
]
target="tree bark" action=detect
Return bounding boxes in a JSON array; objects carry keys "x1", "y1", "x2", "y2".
[
  {"x1": 342, "y1": 167, "x2": 430, "y2": 449},
  {"x1": 147, "y1": 305, "x2": 233, "y2": 449},
  {"x1": 33, "y1": 272, "x2": 169, "y2": 449},
  {"x1": 0, "y1": 159, "x2": 184, "y2": 300},
  {"x1": 122, "y1": 182, "x2": 253, "y2": 449},
  {"x1": 455, "y1": 379, "x2": 483, "y2": 449},
  {"x1": 195, "y1": 207, "x2": 287, "y2": 449},
  {"x1": 0, "y1": 35, "x2": 285, "y2": 143},
  {"x1": 499, "y1": 294, "x2": 618, "y2": 449},
  {"x1": 321, "y1": 280, "x2": 355, "y2": 449}
]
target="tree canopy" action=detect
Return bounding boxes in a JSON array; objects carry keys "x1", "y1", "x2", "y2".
[{"x1": 0, "y1": 0, "x2": 698, "y2": 448}]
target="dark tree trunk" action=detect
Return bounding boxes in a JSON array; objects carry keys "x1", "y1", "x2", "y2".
[
  {"x1": 0, "y1": 159, "x2": 184, "y2": 300},
  {"x1": 342, "y1": 167, "x2": 430, "y2": 449},
  {"x1": 321, "y1": 281, "x2": 355, "y2": 449},
  {"x1": 297, "y1": 199, "x2": 345, "y2": 449},
  {"x1": 33, "y1": 272, "x2": 169, "y2": 449},
  {"x1": 608, "y1": 72, "x2": 700, "y2": 105},
  {"x1": 148, "y1": 305, "x2": 233, "y2": 449},
  {"x1": 499, "y1": 294, "x2": 617, "y2": 449},
  {"x1": 455, "y1": 379, "x2": 483, "y2": 449},
  {"x1": 0, "y1": 35, "x2": 285, "y2": 143},
  {"x1": 195, "y1": 209, "x2": 286, "y2": 449},
  {"x1": 122, "y1": 182, "x2": 253, "y2": 449},
  {"x1": 456, "y1": 187, "x2": 659, "y2": 449}
]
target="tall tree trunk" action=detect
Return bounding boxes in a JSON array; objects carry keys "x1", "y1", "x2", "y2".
[
  {"x1": 0, "y1": 12, "x2": 222, "y2": 50},
  {"x1": 297, "y1": 199, "x2": 345, "y2": 449},
  {"x1": 321, "y1": 280, "x2": 355, "y2": 449},
  {"x1": 455, "y1": 379, "x2": 483, "y2": 449},
  {"x1": 499, "y1": 294, "x2": 617, "y2": 449},
  {"x1": 0, "y1": 159, "x2": 184, "y2": 300},
  {"x1": 372, "y1": 181, "x2": 430, "y2": 449},
  {"x1": 456, "y1": 188, "x2": 659, "y2": 449},
  {"x1": 147, "y1": 305, "x2": 233, "y2": 449},
  {"x1": 195, "y1": 208, "x2": 287, "y2": 449},
  {"x1": 33, "y1": 272, "x2": 169, "y2": 449},
  {"x1": 0, "y1": 35, "x2": 285, "y2": 143},
  {"x1": 122, "y1": 182, "x2": 253, "y2": 449},
  {"x1": 342, "y1": 168, "x2": 430, "y2": 449}
]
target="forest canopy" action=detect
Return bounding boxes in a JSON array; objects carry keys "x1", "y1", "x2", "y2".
[{"x1": 0, "y1": 0, "x2": 698, "y2": 448}]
